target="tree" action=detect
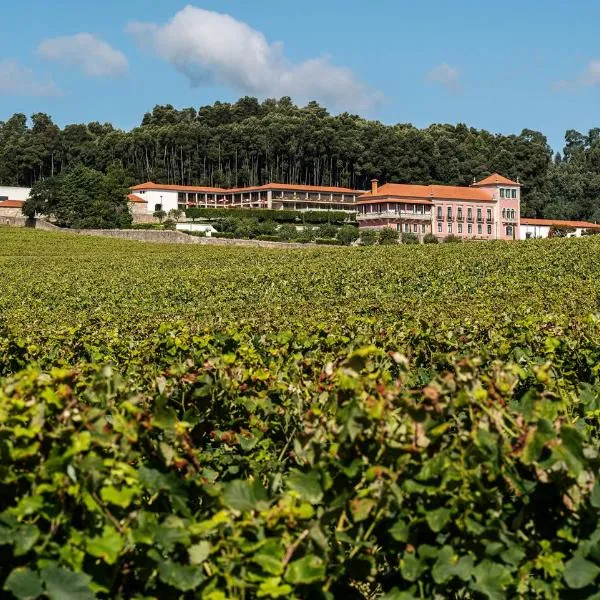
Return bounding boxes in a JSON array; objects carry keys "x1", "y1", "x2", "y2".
[
  {"x1": 23, "y1": 165, "x2": 132, "y2": 229},
  {"x1": 168, "y1": 208, "x2": 184, "y2": 223},
  {"x1": 378, "y1": 228, "x2": 398, "y2": 245},
  {"x1": 153, "y1": 209, "x2": 167, "y2": 223},
  {"x1": 360, "y1": 229, "x2": 378, "y2": 246},
  {"x1": 336, "y1": 225, "x2": 359, "y2": 245}
]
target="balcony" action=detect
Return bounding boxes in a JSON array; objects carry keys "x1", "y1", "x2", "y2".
[
  {"x1": 358, "y1": 210, "x2": 432, "y2": 221},
  {"x1": 457, "y1": 215, "x2": 464, "y2": 222},
  {"x1": 467, "y1": 216, "x2": 474, "y2": 223},
  {"x1": 486, "y1": 217, "x2": 494, "y2": 223},
  {"x1": 446, "y1": 215, "x2": 454, "y2": 222}
]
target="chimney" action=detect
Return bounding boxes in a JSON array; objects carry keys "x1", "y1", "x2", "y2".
[{"x1": 371, "y1": 178, "x2": 378, "y2": 195}]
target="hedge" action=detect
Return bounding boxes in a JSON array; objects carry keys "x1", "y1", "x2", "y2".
[{"x1": 185, "y1": 208, "x2": 354, "y2": 224}]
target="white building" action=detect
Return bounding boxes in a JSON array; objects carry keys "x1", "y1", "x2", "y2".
[
  {"x1": 0, "y1": 186, "x2": 31, "y2": 201},
  {"x1": 520, "y1": 218, "x2": 600, "y2": 239}
]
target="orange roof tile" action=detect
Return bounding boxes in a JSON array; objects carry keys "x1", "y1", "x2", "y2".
[
  {"x1": 0, "y1": 200, "x2": 24, "y2": 208},
  {"x1": 471, "y1": 173, "x2": 520, "y2": 187},
  {"x1": 127, "y1": 194, "x2": 147, "y2": 204},
  {"x1": 521, "y1": 218, "x2": 600, "y2": 229},
  {"x1": 358, "y1": 183, "x2": 493, "y2": 203},
  {"x1": 130, "y1": 181, "x2": 363, "y2": 195}
]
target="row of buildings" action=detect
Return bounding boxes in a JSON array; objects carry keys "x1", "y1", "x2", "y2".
[{"x1": 2, "y1": 177, "x2": 600, "y2": 240}]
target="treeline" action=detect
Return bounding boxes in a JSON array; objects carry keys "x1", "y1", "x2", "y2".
[{"x1": 2, "y1": 96, "x2": 600, "y2": 220}]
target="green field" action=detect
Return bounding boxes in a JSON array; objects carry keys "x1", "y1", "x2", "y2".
[{"x1": 1, "y1": 228, "x2": 600, "y2": 599}]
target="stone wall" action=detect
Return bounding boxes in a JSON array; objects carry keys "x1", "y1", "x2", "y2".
[{"x1": 0, "y1": 217, "x2": 60, "y2": 230}]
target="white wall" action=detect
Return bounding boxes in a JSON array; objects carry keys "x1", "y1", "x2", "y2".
[
  {"x1": 0, "y1": 186, "x2": 31, "y2": 201},
  {"x1": 176, "y1": 223, "x2": 216, "y2": 235},
  {"x1": 135, "y1": 190, "x2": 179, "y2": 213},
  {"x1": 520, "y1": 225, "x2": 589, "y2": 239}
]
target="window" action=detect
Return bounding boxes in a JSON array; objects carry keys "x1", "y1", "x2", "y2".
[
  {"x1": 477, "y1": 208, "x2": 482, "y2": 221},
  {"x1": 437, "y1": 206, "x2": 442, "y2": 219},
  {"x1": 478, "y1": 224, "x2": 482, "y2": 235},
  {"x1": 448, "y1": 223, "x2": 453, "y2": 234},
  {"x1": 500, "y1": 189, "x2": 505, "y2": 199},
  {"x1": 413, "y1": 224, "x2": 418, "y2": 233},
  {"x1": 467, "y1": 208, "x2": 473, "y2": 220},
  {"x1": 468, "y1": 224, "x2": 473, "y2": 234},
  {"x1": 487, "y1": 224, "x2": 492, "y2": 235},
  {"x1": 438, "y1": 222, "x2": 443, "y2": 233},
  {"x1": 511, "y1": 209, "x2": 516, "y2": 219},
  {"x1": 502, "y1": 208, "x2": 506, "y2": 219},
  {"x1": 404, "y1": 223, "x2": 410, "y2": 232},
  {"x1": 154, "y1": 203, "x2": 162, "y2": 212},
  {"x1": 421, "y1": 224, "x2": 426, "y2": 233},
  {"x1": 457, "y1": 207, "x2": 463, "y2": 220},
  {"x1": 487, "y1": 208, "x2": 492, "y2": 221},
  {"x1": 507, "y1": 226, "x2": 513, "y2": 237},
  {"x1": 458, "y1": 223, "x2": 463, "y2": 234},
  {"x1": 511, "y1": 189, "x2": 517, "y2": 199},
  {"x1": 447, "y1": 206, "x2": 453, "y2": 219},
  {"x1": 417, "y1": 204, "x2": 424, "y2": 214},
  {"x1": 526, "y1": 232, "x2": 532, "y2": 239}
]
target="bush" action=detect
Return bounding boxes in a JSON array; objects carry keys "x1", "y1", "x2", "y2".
[
  {"x1": 187, "y1": 230, "x2": 207, "y2": 238},
  {"x1": 296, "y1": 236, "x2": 313, "y2": 244},
  {"x1": 445, "y1": 234, "x2": 462, "y2": 243},
  {"x1": 163, "y1": 218, "x2": 176, "y2": 230},
  {"x1": 213, "y1": 232, "x2": 235, "y2": 239},
  {"x1": 336, "y1": 224, "x2": 360, "y2": 246},
  {"x1": 299, "y1": 225, "x2": 317, "y2": 241},
  {"x1": 132, "y1": 223, "x2": 164, "y2": 230},
  {"x1": 423, "y1": 233, "x2": 439, "y2": 244},
  {"x1": 278, "y1": 223, "x2": 299, "y2": 241},
  {"x1": 186, "y1": 208, "x2": 352, "y2": 225},
  {"x1": 378, "y1": 227, "x2": 398, "y2": 245},
  {"x1": 233, "y1": 218, "x2": 259, "y2": 239},
  {"x1": 255, "y1": 220, "x2": 277, "y2": 236},
  {"x1": 315, "y1": 238, "x2": 339, "y2": 245},
  {"x1": 360, "y1": 229, "x2": 378, "y2": 246},
  {"x1": 317, "y1": 223, "x2": 338, "y2": 239},
  {"x1": 401, "y1": 232, "x2": 419, "y2": 244},
  {"x1": 255, "y1": 235, "x2": 283, "y2": 242}
]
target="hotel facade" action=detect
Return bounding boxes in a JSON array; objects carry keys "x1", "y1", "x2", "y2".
[{"x1": 356, "y1": 173, "x2": 521, "y2": 241}]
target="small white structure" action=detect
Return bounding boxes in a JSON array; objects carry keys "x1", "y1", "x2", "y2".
[
  {"x1": 176, "y1": 223, "x2": 217, "y2": 236},
  {"x1": 520, "y1": 218, "x2": 600, "y2": 239},
  {"x1": 0, "y1": 186, "x2": 31, "y2": 201}
]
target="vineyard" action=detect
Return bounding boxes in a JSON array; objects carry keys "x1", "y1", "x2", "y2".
[{"x1": 1, "y1": 227, "x2": 600, "y2": 599}]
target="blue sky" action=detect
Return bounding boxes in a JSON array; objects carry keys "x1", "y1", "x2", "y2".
[{"x1": 1, "y1": 0, "x2": 600, "y2": 151}]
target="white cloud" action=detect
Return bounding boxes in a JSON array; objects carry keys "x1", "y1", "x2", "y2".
[
  {"x1": 554, "y1": 59, "x2": 600, "y2": 92},
  {"x1": 37, "y1": 33, "x2": 128, "y2": 77},
  {"x1": 426, "y1": 63, "x2": 461, "y2": 92},
  {"x1": 0, "y1": 60, "x2": 60, "y2": 97},
  {"x1": 126, "y1": 5, "x2": 381, "y2": 112}
]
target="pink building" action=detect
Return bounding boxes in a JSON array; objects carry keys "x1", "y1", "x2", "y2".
[{"x1": 357, "y1": 173, "x2": 520, "y2": 241}]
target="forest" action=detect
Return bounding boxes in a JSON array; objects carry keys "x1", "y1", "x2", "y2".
[{"x1": 2, "y1": 96, "x2": 600, "y2": 220}]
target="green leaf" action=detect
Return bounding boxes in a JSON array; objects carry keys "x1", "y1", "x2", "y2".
[
  {"x1": 252, "y1": 540, "x2": 285, "y2": 575},
  {"x1": 222, "y1": 479, "x2": 268, "y2": 512},
  {"x1": 157, "y1": 562, "x2": 205, "y2": 591},
  {"x1": 4, "y1": 568, "x2": 43, "y2": 600},
  {"x1": 285, "y1": 555, "x2": 326, "y2": 584},
  {"x1": 389, "y1": 519, "x2": 409, "y2": 542},
  {"x1": 257, "y1": 577, "x2": 293, "y2": 598},
  {"x1": 426, "y1": 507, "x2": 451, "y2": 532},
  {"x1": 100, "y1": 485, "x2": 136, "y2": 509},
  {"x1": 40, "y1": 567, "x2": 95, "y2": 600},
  {"x1": 400, "y1": 552, "x2": 424, "y2": 582},
  {"x1": 14, "y1": 524, "x2": 40, "y2": 556},
  {"x1": 564, "y1": 555, "x2": 600, "y2": 589},
  {"x1": 472, "y1": 560, "x2": 511, "y2": 600},
  {"x1": 188, "y1": 541, "x2": 211, "y2": 565},
  {"x1": 432, "y1": 545, "x2": 454, "y2": 584},
  {"x1": 287, "y1": 470, "x2": 323, "y2": 504},
  {"x1": 86, "y1": 526, "x2": 124, "y2": 565},
  {"x1": 591, "y1": 481, "x2": 600, "y2": 509}
]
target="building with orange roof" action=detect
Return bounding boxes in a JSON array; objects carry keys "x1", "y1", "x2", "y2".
[
  {"x1": 129, "y1": 181, "x2": 365, "y2": 217},
  {"x1": 520, "y1": 218, "x2": 600, "y2": 239},
  {"x1": 357, "y1": 173, "x2": 521, "y2": 241}
]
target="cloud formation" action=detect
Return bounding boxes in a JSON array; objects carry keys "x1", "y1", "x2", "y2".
[
  {"x1": 127, "y1": 5, "x2": 381, "y2": 112},
  {"x1": 426, "y1": 63, "x2": 461, "y2": 92},
  {"x1": 554, "y1": 59, "x2": 600, "y2": 91},
  {"x1": 37, "y1": 33, "x2": 128, "y2": 77},
  {"x1": 0, "y1": 60, "x2": 60, "y2": 96}
]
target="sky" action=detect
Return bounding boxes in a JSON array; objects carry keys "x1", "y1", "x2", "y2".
[{"x1": 1, "y1": 0, "x2": 600, "y2": 151}]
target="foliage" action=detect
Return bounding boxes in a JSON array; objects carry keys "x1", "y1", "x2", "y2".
[
  {"x1": 378, "y1": 228, "x2": 398, "y2": 245},
  {"x1": 186, "y1": 208, "x2": 351, "y2": 225},
  {"x1": 360, "y1": 229, "x2": 378, "y2": 246},
  {"x1": 153, "y1": 209, "x2": 167, "y2": 223},
  {"x1": 314, "y1": 238, "x2": 339, "y2": 245},
  {"x1": 445, "y1": 234, "x2": 463, "y2": 243},
  {"x1": 336, "y1": 224, "x2": 360, "y2": 245},
  {"x1": 277, "y1": 223, "x2": 298, "y2": 241},
  {"x1": 423, "y1": 232, "x2": 439, "y2": 243},
  {"x1": 2, "y1": 229, "x2": 600, "y2": 597},
  {"x1": 549, "y1": 225, "x2": 576, "y2": 238},
  {"x1": 401, "y1": 232, "x2": 419, "y2": 244},
  {"x1": 22, "y1": 164, "x2": 132, "y2": 229}
]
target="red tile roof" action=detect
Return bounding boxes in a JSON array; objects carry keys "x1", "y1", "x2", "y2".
[
  {"x1": 521, "y1": 218, "x2": 600, "y2": 229},
  {"x1": 358, "y1": 183, "x2": 494, "y2": 203},
  {"x1": 130, "y1": 182, "x2": 363, "y2": 194},
  {"x1": 0, "y1": 200, "x2": 24, "y2": 208},
  {"x1": 471, "y1": 173, "x2": 520, "y2": 187},
  {"x1": 127, "y1": 194, "x2": 147, "y2": 204}
]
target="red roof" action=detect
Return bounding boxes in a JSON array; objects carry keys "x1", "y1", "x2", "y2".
[
  {"x1": 359, "y1": 183, "x2": 493, "y2": 203},
  {"x1": 127, "y1": 194, "x2": 147, "y2": 204},
  {"x1": 521, "y1": 218, "x2": 600, "y2": 229},
  {"x1": 130, "y1": 181, "x2": 363, "y2": 195},
  {"x1": 472, "y1": 173, "x2": 520, "y2": 187},
  {"x1": 0, "y1": 200, "x2": 24, "y2": 208}
]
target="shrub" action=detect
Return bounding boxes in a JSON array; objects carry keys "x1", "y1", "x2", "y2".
[
  {"x1": 255, "y1": 235, "x2": 283, "y2": 242},
  {"x1": 317, "y1": 223, "x2": 338, "y2": 239},
  {"x1": 162, "y1": 218, "x2": 176, "y2": 231},
  {"x1": 255, "y1": 220, "x2": 278, "y2": 236},
  {"x1": 186, "y1": 208, "x2": 352, "y2": 225},
  {"x1": 336, "y1": 224, "x2": 360, "y2": 246},
  {"x1": 278, "y1": 223, "x2": 299, "y2": 241},
  {"x1": 315, "y1": 238, "x2": 339, "y2": 245},
  {"x1": 360, "y1": 229, "x2": 378, "y2": 246},
  {"x1": 153, "y1": 209, "x2": 167, "y2": 223},
  {"x1": 213, "y1": 232, "x2": 235, "y2": 239},
  {"x1": 132, "y1": 223, "x2": 163, "y2": 230},
  {"x1": 549, "y1": 225, "x2": 576, "y2": 238},
  {"x1": 402, "y1": 232, "x2": 419, "y2": 244},
  {"x1": 423, "y1": 232, "x2": 439, "y2": 244},
  {"x1": 378, "y1": 227, "x2": 398, "y2": 245},
  {"x1": 296, "y1": 236, "x2": 313, "y2": 244},
  {"x1": 445, "y1": 234, "x2": 462, "y2": 243}
]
